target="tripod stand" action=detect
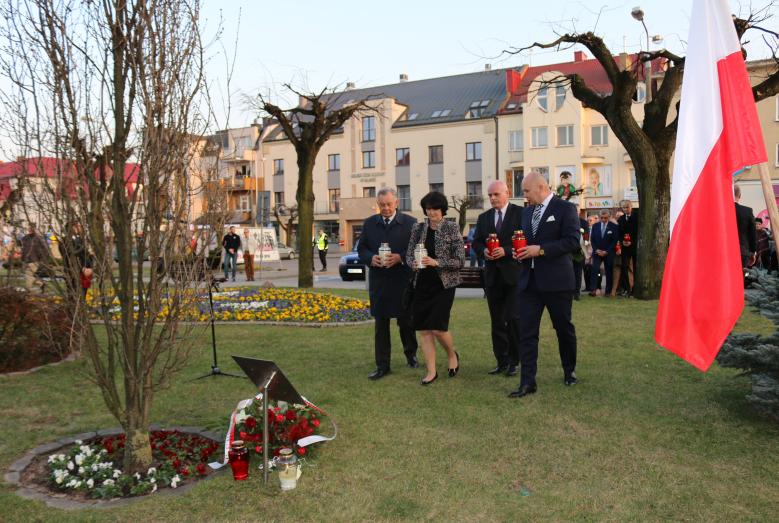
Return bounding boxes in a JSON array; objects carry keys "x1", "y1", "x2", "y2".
[{"x1": 196, "y1": 275, "x2": 241, "y2": 379}]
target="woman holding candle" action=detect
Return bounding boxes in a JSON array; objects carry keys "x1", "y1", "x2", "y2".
[{"x1": 405, "y1": 191, "x2": 465, "y2": 385}]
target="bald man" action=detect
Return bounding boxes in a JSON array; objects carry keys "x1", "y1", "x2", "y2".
[
  {"x1": 472, "y1": 180, "x2": 524, "y2": 375},
  {"x1": 510, "y1": 172, "x2": 581, "y2": 398}
]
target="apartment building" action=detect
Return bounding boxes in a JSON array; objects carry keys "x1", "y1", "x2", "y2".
[{"x1": 205, "y1": 52, "x2": 777, "y2": 250}]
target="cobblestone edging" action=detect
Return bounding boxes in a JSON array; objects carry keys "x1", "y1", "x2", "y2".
[
  {"x1": 4, "y1": 425, "x2": 225, "y2": 510},
  {"x1": 0, "y1": 352, "x2": 79, "y2": 379}
]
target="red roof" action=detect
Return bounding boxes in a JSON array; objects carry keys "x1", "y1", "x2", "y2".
[
  {"x1": 501, "y1": 51, "x2": 666, "y2": 112},
  {"x1": 0, "y1": 157, "x2": 140, "y2": 195}
]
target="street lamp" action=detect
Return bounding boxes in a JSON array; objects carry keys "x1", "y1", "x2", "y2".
[{"x1": 631, "y1": 6, "x2": 652, "y2": 103}]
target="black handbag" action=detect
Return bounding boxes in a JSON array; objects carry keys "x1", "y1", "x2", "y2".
[{"x1": 401, "y1": 274, "x2": 416, "y2": 310}]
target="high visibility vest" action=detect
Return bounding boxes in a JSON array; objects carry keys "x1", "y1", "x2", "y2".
[{"x1": 316, "y1": 234, "x2": 327, "y2": 250}]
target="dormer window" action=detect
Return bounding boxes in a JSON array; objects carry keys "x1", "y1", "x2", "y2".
[
  {"x1": 537, "y1": 86, "x2": 548, "y2": 112},
  {"x1": 407, "y1": 112, "x2": 418, "y2": 121},
  {"x1": 431, "y1": 109, "x2": 451, "y2": 118},
  {"x1": 468, "y1": 100, "x2": 490, "y2": 118}
]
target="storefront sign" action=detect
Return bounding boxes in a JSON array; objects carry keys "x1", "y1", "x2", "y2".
[{"x1": 585, "y1": 198, "x2": 615, "y2": 209}]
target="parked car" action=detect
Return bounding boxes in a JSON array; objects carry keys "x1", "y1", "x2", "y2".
[
  {"x1": 277, "y1": 243, "x2": 297, "y2": 260},
  {"x1": 339, "y1": 240, "x2": 366, "y2": 281}
]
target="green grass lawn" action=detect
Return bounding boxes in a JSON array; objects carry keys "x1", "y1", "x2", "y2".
[{"x1": 1, "y1": 292, "x2": 778, "y2": 522}]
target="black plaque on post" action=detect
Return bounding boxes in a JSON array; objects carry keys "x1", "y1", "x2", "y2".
[{"x1": 231, "y1": 356, "x2": 305, "y2": 405}]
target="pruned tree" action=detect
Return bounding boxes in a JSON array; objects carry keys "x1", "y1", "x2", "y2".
[
  {"x1": 0, "y1": 0, "x2": 219, "y2": 474},
  {"x1": 450, "y1": 194, "x2": 482, "y2": 234},
  {"x1": 253, "y1": 86, "x2": 377, "y2": 287},
  {"x1": 505, "y1": 9, "x2": 779, "y2": 299},
  {"x1": 273, "y1": 203, "x2": 298, "y2": 244}
]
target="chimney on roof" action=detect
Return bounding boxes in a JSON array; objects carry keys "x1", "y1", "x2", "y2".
[
  {"x1": 399, "y1": 73, "x2": 408, "y2": 82},
  {"x1": 484, "y1": 64, "x2": 492, "y2": 71},
  {"x1": 346, "y1": 81, "x2": 356, "y2": 90},
  {"x1": 574, "y1": 50, "x2": 587, "y2": 62}
]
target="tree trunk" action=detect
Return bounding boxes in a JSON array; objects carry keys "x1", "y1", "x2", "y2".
[
  {"x1": 122, "y1": 420, "x2": 152, "y2": 474},
  {"x1": 296, "y1": 156, "x2": 316, "y2": 288},
  {"x1": 634, "y1": 154, "x2": 671, "y2": 299}
]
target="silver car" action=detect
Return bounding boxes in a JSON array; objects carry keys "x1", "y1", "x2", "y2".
[{"x1": 277, "y1": 243, "x2": 297, "y2": 260}]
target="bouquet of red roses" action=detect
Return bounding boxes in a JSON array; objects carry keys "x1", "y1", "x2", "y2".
[{"x1": 232, "y1": 398, "x2": 323, "y2": 459}]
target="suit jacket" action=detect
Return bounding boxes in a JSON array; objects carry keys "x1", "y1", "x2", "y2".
[
  {"x1": 406, "y1": 219, "x2": 465, "y2": 289},
  {"x1": 358, "y1": 212, "x2": 417, "y2": 318},
  {"x1": 617, "y1": 211, "x2": 639, "y2": 253},
  {"x1": 590, "y1": 221, "x2": 619, "y2": 257},
  {"x1": 517, "y1": 196, "x2": 580, "y2": 292},
  {"x1": 735, "y1": 203, "x2": 757, "y2": 256},
  {"x1": 472, "y1": 203, "x2": 524, "y2": 287}
]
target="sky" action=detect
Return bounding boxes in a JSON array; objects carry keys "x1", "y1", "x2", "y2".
[{"x1": 200, "y1": 0, "x2": 775, "y2": 129}]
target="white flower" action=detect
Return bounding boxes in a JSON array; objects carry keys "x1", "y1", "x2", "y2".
[
  {"x1": 152, "y1": 484, "x2": 158, "y2": 493},
  {"x1": 74, "y1": 480, "x2": 82, "y2": 488},
  {"x1": 66, "y1": 462, "x2": 74, "y2": 471},
  {"x1": 75, "y1": 440, "x2": 83, "y2": 445},
  {"x1": 74, "y1": 454, "x2": 84, "y2": 466},
  {"x1": 78, "y1": 467, "x2": 85, "y2": 474},
  {"x1": 149, "y1": 477, "x2": 156, "y2": 484},
  {"x1": 48, "y1": 455, "x2": 56, "y2": 463},
  {"x1": 170, "y1": 475, "x2": 181, "y2": 488},
  {"x1": 103, "y1": 479, "x2": 114, "y2": 487},
  {"x1": 55, "y1": 476, "x2": 64, "y2": 484},
  {"x1": 134, "y1": 472, "x2": 141, "y2": 480},
  {"x1": 234, "y1": 411, "x2": 248, "y2": 424},
  {"x1": 86, "y1": 479, "x2": 94, "y2": 488},
  {"x1": 91, "y1": 464, "x2": 99, "y2": 472},
  {"x1": 147, "y1": 467, "x2": 156, "y2": 476},
  {"x1": 113, "y1": 469, "x2": 121, "y2": 479}
]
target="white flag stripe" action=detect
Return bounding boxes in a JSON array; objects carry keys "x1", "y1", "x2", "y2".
[{"x1": 669, "y1": 0, "x2": 742, "y2": 235}]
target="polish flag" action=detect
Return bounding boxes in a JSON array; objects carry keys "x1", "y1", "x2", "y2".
[{"x1": 655, "y1": 0, "x2": 767, "y2": 371}]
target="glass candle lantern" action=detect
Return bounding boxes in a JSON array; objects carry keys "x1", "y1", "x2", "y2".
[
  {"x1": 276, "y1": 447, "x2": 301, "y2": 491},
  {"x1": 228, "y1": 440, "x2": 250, "y2": 481}
]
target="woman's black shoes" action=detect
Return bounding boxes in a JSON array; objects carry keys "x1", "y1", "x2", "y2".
[
  {"x1": 421, "y1": 372, "x2": 438, "y2": 385},
  {"x1": 448, "y1": 352, "x2": 460, "y2": 378}
]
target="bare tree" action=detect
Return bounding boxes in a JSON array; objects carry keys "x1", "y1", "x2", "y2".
[
  {"x1": 253, "y1": 86, "x2": 376, "y2": 287},
  {"x1": 505, "y1": 11, "x2": 779, "y2": 299},
  {"x1": 450, "y1": 194, "x2": 482, "y2": 234},
  {"x1": 273, "y1": 204, "x2": 298, "y2": 244},
  {"x1": 0, "y1": 0, "x2": 219, "y2": 474}
]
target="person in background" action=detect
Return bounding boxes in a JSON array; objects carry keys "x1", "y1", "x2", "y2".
[
  {"x1": 315, "y1": 229, "x2": 328, "y2": 272},
  {"x1": 222, "y1": 226, "x2": 241, "y2": 282},
  {"x1": 617, "y1": 200, "x2": 639, "y2": 296},
  {"x1": 467, "y1": 226, "x2": 484, "y2": 268},
  {"x1": 59, "y1": 221, "x2": 92, "y2": 300},
  {"x1": 242, "y1": 228, "x2": 258, "y2": 281},
  {"x1": 589, "y1": 210, "x2": 618, "y2": 297},
  {"x1": 406, "y1": 191, "x2": 464, "y2": 386},
  {"x1": 755, "y1": 218, "x2": 771, "y2": 269},
  {"x1": 734, "y1": 185, "x2": 756, "y2": 268},
  {"x1": 21, "y1": 223, "x2": 50, "y2": 292}
]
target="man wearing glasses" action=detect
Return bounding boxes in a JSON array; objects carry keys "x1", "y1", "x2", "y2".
[
  {"x1": 589, "y1": 210, "x2": 619, "y2": 297},
  {"x1": 617, "y1": 200, "x2": 639, "y2": 296}
]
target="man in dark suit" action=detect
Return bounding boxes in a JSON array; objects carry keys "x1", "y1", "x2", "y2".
[
  {"x1": 358, "y1": 187, "x2": 418, "y2": 380},
  {"x1": 572, "y1": 206, "x2": 588, "y2": 300},
  {"x1": 588, "y1": 210, "x2": 619, "y2": 297},
  {"x1": 734, "y1": 185, "x2": 756, "y2": 268},
  {"x1": 510, "y1": 172, "x2": 580, "y2": 398},
  {"x1": 617, "y1": 200, "x2": 639, "y2": 296},
  {"x1": 472, "y1": 180, "x2": 523, "y2": 376}
]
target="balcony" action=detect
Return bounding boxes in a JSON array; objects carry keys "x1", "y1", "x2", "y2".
[
  {"x1": 314, "y1": 200, "x2": 339, "y2": 216},
  {"x1": 219, "y1": 177, "x2": 259, "y2": 191}
]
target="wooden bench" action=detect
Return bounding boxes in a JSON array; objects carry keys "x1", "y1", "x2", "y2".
[{"x1": 458, "y1": 266, "x2": 484, "y2": 289}]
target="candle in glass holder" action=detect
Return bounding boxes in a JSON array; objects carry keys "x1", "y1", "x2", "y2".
[
  {"x1": 228, "y1": 440, "x2": 250, "y2": 481},
  {"x1": 486, "y1": 233, "x2": 500, "y2": 256}
]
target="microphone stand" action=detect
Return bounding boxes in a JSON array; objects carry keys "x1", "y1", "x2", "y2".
[{"x1": 196, "y1": 275, "x2": 241, "y2": 379}]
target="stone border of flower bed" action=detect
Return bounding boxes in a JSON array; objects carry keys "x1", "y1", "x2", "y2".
[
  {"x1": 0, "y1": 352, "x2": 79, "y2": 379},
  {"x1": 4, "y1": 425, "x2": 224, "y2": 510}
]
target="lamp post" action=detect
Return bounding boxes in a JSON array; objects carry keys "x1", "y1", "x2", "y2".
[{"x1": 631, "y1": 6, "x2": 652, "y2": 103}]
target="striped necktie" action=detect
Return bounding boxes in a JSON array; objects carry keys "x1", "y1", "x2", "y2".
[{"x1": 531, "y1": 205, "x2": 543, "y2": 237}]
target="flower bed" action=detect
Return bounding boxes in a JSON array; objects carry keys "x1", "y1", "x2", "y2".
[
  {"x1": 88, "y1": 288, "x2": 371, "y2": 324},
  {"x1": 44, "y1": 430, "x2": 219, "y2": 499}
]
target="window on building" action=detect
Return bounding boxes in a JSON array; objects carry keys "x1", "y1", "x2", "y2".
[
  {"x1": 512, "y1": 168, "x2": 524, "y2": 198},
  {"x1": 363, "y1": 186, "x2": 376, "y2": 198},
  {"x1": 328, "y1": 188, "x2": 340, "y2": 213},
  {"x1": 362, "y1": 116, "x2": 375, "y2": 142},
  {"x1": 629, "y1": 168, "x2": 637, "y2": 188},
  {"x1": 363, "y1": 150, "x2": 375, "y2": 169},
  {"x1": 234, "y1": 136, "x2": 251, "y2": 155},
  {"x1": 407, "y1": 112, "x2": 418, "y2": 121},
  {"x1": 531, "y1": 127, "x2": 548, "y2": 148},
  {"x1": 555, "y1": 84, "x2": 566, "y2": 110},
  {"x1": 509, "y1": 130, "x2": 523, "y2": 152},
  {"x1": 328, "y1": 154, "x2": 340, "y2": 171},
  {"x1": 429, "y1": 182, "x2": 444, "y2": 193},
  {"x1": 466, "y1": 181, "x2": 483, "y2": 209},
  {"x1": 396, "y1": 148, "x2": 410, "y2": 166},
  {"x1": 273, "y1": 159, "x2": 284, "y2": 175},
  {"x1": 398, "y1": 185, "x2": 411, "y2": 211},
  {"x1": 468, "y1": 99, "x2": 490, "y2": 118},
  {"x1": 532, "y1": 166, "x2": 550, "y2": 183},
  {"x1": 466, "y1": 142, "x2": 482, "y2": 161},
  {"x1": 537, "y1": 85, "x2": 548, "y2": 111},
  {"x1": 238, "y1": 194, "x2": 250, "y2": 212},
  {"x1": 591, "y1": 125, "x2": 609, "y2": 146},
  {"x1": 429, "y1": 145, "x2": 443, "y2": 164},
  {"x1": 633, "y1": 82, "x2": 647, "y2": 103},
  {"x1": 218, "y1": 131, "x2": 229, "y2": 149},
  {"x1": 274, "y1": 191, "x2": 284, "y2": 207},
  {"x1": 506, "y1": 102, "x2": 518, "y2": 110},
  {"x1": 557, "y1": 125, "x2": 574, "y2": 147},
  {"x1": 431, "y1": 109, "x2": 452, "y2": 118}
]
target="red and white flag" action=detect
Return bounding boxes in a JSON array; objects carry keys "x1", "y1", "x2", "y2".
[{"x1": 655, "y1": 0, "x2": 767, "y2": 371}]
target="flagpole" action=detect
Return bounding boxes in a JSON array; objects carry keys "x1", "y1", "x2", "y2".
[{"x1": 756, "y1": 162, "x2": 779, "y2": 235}]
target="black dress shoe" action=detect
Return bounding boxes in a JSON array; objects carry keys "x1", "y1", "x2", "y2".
[
  {"x1": 508, "y1": 383, "x2": 537, "y2": 398},
  {"x1": 505, "y1": 365, "x2": 518, "y2": 377},
  {"x1": 421, "y1": 372, "x2": 438, "y2": 385},
  {"x1": 488, "y1": 365, "x2": 508, "y2": 375},
  {"x1": 368, "y1": 368, "x2": 391, "y2": 380},
  {"x1": 406, "y1": 356, "x2": 419, "y2": 368},
  {"x1": 448, "y1": 352, "x2": 460, "y2": 377},
  {"x1": 564, "y1": 373, "x2": 578, "y2": 386}
]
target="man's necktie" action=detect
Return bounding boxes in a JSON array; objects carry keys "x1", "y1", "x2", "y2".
[
  {"x1": 384, "y1": 218, "x2": 390, "y2": 227},
  {"x1": 531, "y1": 205, "x2": 543, "y2": 237},
  {"x1": 496, "y1": 209, "x2": 503, "y2": 232}
]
